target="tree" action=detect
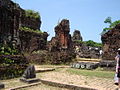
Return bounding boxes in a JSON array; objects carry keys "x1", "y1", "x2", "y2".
[
  {"x1": 110, "y1": 20, "x2": 120, "y2": 28},
  {"x1": 84, "y1": 40, "x2": 102, "y2": 48},
  {"x1": 104, "y1": 17, "x2": 112, "y2": 24},
  {"x1": 101, "y1": 17, "x2": 120, "y2": 35}
]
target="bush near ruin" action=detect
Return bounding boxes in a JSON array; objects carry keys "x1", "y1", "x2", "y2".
[{"x1": 0, "y1": 55, "x2": 28, "y2": 79}]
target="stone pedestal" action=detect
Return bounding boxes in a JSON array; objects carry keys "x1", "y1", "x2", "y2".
[
  {"x1": 0, "y1": 83, "x2": 5, "y2": 89},
  {"x1": 20, "y1": 65, "x2": 40, "y2": 84},
  {"x1": 20, "y1": 78, "x2": 40, "y2": 84}
]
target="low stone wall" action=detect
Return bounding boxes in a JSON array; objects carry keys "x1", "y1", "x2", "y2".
[
  {"x1": 0, "y1": 55, "x2": 29, "y2": 80},
  {"x1": 40, "y1": 79, "x2": 97, "y2": 90}
]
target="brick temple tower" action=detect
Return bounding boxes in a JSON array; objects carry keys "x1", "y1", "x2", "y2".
[
  {"x1": 55, "y1": 19, "x2": 71, "y2": 49},
  {"x1": 48, "y1": 19, "x2": 72, "y2": 51}
]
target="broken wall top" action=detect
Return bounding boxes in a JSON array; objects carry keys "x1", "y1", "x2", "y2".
[{"x1": 55, "y1": 19, "x2": 70, "y2": 33}]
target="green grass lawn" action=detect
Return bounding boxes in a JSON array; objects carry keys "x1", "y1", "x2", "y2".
[{"x1": 66, "y1": 68, "x2": 115, "y2": 79}]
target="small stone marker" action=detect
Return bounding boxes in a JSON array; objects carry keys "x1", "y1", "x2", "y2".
[
  {"x1": 22, "y1": 65, "x2": 36, "y2": 79},
  {"x1": 20, "y1": 65, "x2": 40, "y2": 84},
  {"x1": 0, "y1": 83, "x2": 5, "y2": 89}
]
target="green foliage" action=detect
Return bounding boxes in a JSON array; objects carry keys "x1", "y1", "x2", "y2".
[
  {"x1": 66, "y1": 68, "x2": 114, "y2": 78},
  {"x1": 84, "y1": 40, "x2": 102, "y2": 48},
  {"x1": 104, "y1": 17, "x2": 112, "y2": 24},
  {"x1": 84, "y1": 40, "x2": 95, "y2": 47},
  {"x1": 101, "y1": 17, "x2": 120, "y2": 35},
  {"x1": 110, "y1": 20, "x2": 120, "y2": 28},
  {"x1": 25, "y1": 10, "x2": 40, "y2": 19},
  {"x1": 2, "y1": 58, "x2": 14, "y2": 64},
  {"x1": 19, "y1": 26, "x2": 42, "y2": 34},
  {"x1": 73, "y1": 40, "x2": 102, "y2": 48},
  {"x1": 0, "y1": 44, "x2": 19, "y2": 55}
]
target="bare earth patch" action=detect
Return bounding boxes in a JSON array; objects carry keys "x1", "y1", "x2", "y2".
[{"x1": 38, "y1": 67, "x2": 117, "y2": 90}]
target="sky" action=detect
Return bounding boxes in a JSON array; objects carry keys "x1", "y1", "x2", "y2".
[{"x1": 12, "y1": 0, "x2": 120, "y2": 43}]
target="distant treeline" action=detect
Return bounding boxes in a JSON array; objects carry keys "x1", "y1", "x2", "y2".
[{"x1": 74, "y1": 40, "x2": 102, "y2": 48}]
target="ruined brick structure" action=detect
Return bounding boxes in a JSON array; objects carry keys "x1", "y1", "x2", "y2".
[
  {"x1": 19, "y1": 31, "x2": 48, "y2": 53},
  {"x1": 101, "y1": 24, "x2": 120, "y2": 60},
  {"x1": 73, "y1": 41, "x2": 100, "y2": 59},
  {"x1": 55, "y1": 19, "x2": 71, "y2": 49},
  {"x1": 72, "y1": 30, "x2": 83, "y2": 41},
  {"x1": 0, "y1": 0, "x2": 21, "y2": 46},
  {"x1": 72, "y1": 30, "x2": 100, "y2": 59},
  {"x1": 0, "y1": 0, "x2": 49, "y2": 79},
  {"x1": 0, "y1": 0, "x2": 74, "y2": 65},
  {"x1": 42, "y1": 19, "x2": 76, "y2": 64},
  {"x1": 48, "y1": 19, "x2": 72, "y2": 51},
  {"x1": 0, "y1": 0, "x2": 48, "y2": 53}
]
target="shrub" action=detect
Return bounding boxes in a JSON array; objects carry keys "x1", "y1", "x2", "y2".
[
  {"x1": 25, "y1": 10, "x2": 40, "y2": 19},
  {"x1": 0, "y1": 55, "x2": 28, "y2": 80},
  {"x1": 84, "y1": 40, "x2": 102, "y2": 48},
  {"x1": 0, "y1": 44, "x2": 19, "y2": 55},
  {"x1": 19, "y1": 26, "x2": 42, "y2": 34}
]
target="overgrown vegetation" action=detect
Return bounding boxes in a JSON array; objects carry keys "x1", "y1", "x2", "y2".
[
  {"x1": 19, "y1": 26, "x2": 42, "y2": 34},
  {"x1": 1, "y1": 58, "x2": 14, "y2": 65},
  {"x1": 0, "y1": 44, "x2": 27, "y2": 79},
  {"x1": 0, "y1": 44, "x2": 19, "y2": 55},
  {"x1": 101, "y1": 17, "x2": 120, "y2": 35},
  {"x1": 25, "y1": 9, "x2": 40, "y2": 19}
]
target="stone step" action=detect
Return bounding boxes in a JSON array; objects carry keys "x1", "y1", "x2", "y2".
[
  {"x1": 76, "y1": 58, "x2": 101, "y2": 62},
  {"x1": 35, "y1": 68, "x2": 55, "y2": 73}
]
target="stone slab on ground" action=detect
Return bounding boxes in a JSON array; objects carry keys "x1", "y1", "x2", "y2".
[
  {"x1": 36, "y1": 68, "x2": 55, "y2": 73},
  {"x1": 40, "y1": 79, "x2": 97, "y2": 90},
  {"x1": 0, "y1": 83, "x2": 5, "y2": 89},
  {"x1": 20, "y1": 78, "x2": 40, "y2": 84},
  {"x1": 9, "y1": 82, "x2": 41, "y2": 90}
]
